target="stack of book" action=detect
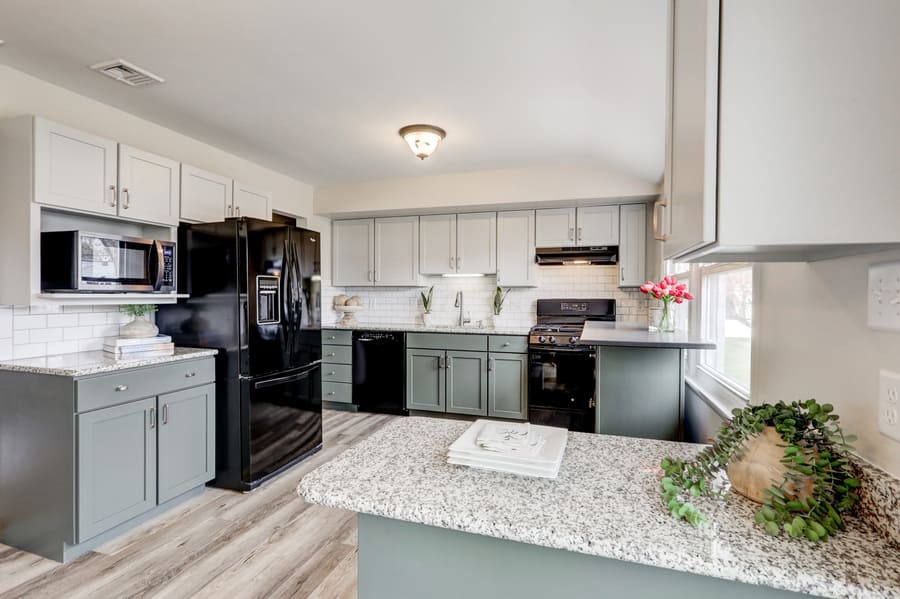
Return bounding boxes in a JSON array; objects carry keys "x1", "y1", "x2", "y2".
[
  {"x1": 447, "y1": 420, "x2": 568, "y2": 479},
  {"x1": 103, "y1": 335, "x2": 175, "y2": 360}
]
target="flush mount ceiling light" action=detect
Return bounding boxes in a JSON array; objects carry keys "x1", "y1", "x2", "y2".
[{"x1": 398, "y1": 124, "x2": 446, "y2": 160}]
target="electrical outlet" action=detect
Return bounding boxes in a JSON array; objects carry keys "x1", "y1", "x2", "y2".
[
  {"x1": 878, "y1": 370, "x2": 900, "y2": 442},
  {"x1": 868, "y1": 262, "x2": 900, "y2": 331}
]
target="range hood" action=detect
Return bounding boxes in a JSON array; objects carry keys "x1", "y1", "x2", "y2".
[{"x1": 535, "y1": 246, "x2": 618, "y2": 265}]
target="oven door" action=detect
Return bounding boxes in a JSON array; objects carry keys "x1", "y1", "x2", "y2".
[
  {"x1": 78, "y1": 233, "x2": 156, "y2": 292},
  {"x1": 528, "y1": 347, "x2": 596, "y2": 432}
]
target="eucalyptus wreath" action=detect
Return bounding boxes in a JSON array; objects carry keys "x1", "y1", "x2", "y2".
[{"x1": 659, "y1": 399, "x2": 860, "y2": 542}]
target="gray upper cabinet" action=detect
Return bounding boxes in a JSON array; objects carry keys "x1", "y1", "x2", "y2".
[
  {"x1": 496, "y1": 210, "x2": 536, "y2": 287},
  {"x1": 456, "y1": 212, "x2": 496, "y2": 275},
  {"x1": 77, "y1": 397, "x2": 157, "y2": 543},
  {"x1": 446, "y1": 350, "x2": 488, "y2": 416},
  {"x1": 232, "y1": 181, "x2": 272, "y2": 221},
  {"x1": 406, "y1": 348, "x2": 445, "y2": 412},
  {"x1": 117, "y1": 145, "x2": 180, "y2": 226},
  {"x1": 663, "y1": 0, "x2": 900, "y2": 261},
  {"x1": 535, "y1": 207, "x2": 576, "y2": 247},
  {"x1": 576, "y1": 206, "x2": 619, "y2": 246},
  {"x1": 488, "y1": 352, "x2": 527, "y2": 420},
  {"x1": 419, "y1": 214, "x2": 457, "y2": 275},
  {"x1": 332, "y1": 218, "x2": 375, "y2": 286},
  {"x1": 618, "y1": 204, "x2": 647, "y2": 288},
  {"x1": 180, "y1": 164, "x2": 233, "y2": 223},
  {"x1": 374, "y1": 216, "x2": 420, "y2": 285},
  {"x1": 157, "y1": 384, "x2": 216, "y2": 504}
]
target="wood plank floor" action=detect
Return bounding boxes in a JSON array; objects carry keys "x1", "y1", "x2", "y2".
[{"x1": 0, "y1": 410, "x2": 394, "y2": 599}]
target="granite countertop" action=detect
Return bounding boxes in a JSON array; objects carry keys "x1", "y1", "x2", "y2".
[
  {"x1": 325, "y1": 322, "x2": 533, "y2": 336},
  {"x1": 0, "y1": 347, "x2": 218, "y2": 377},
  {"x1": 578, "y1": 320, "x2": 716, "y2": 349},
  {"x1": 298, "y1": 417, "x2": 900, "y2": 599}
]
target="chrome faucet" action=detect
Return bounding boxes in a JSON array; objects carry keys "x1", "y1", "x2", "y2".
[{"x1": 454, "y1": 290, "x2": 470, "y2": 326}]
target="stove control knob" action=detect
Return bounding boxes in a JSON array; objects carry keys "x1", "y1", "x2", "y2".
[
  {"x1": 538, "y1": 335, "x2": 547, "y2": 344},
  {"x1": 548, "y1": 336, "x2": 557, "y2": 344},
  {"x1": 569, "y1": 336, "x2": 579, "y2": 344}
]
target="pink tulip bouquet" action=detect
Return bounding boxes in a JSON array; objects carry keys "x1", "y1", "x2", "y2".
[{"x1": 639, "y1": 276, "x2": 695, "y2": 331}]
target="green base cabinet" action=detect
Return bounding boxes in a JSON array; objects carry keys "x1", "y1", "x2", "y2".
[
  {"x1": 407, "y1": 348, "x2": 446, "y2": 412},
  {"x1": 322, "y1": 329, "x2": 354, "y2": 407},
  {"x1": 487, "y1": 352, "x2": 527, "y2": 419},
  {"x1": 446, "y1": 350, "x2": 488, "y2": 416},
  {"x1": 157, "y1": 384, "x2": 216, "y2": 503}
]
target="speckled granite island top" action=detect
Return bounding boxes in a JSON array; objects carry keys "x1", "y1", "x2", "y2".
[
  {"x1": 299, "y1": 417, "x2": 900, "y2": 599},
  {"x1": 579, "y1": 320, "x2": 716, "y2": 349},
  {"x1": 0, "y1": 347, "x2": 218, "y2": 377}
]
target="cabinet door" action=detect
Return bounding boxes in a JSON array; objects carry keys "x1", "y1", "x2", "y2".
[
  {"x1": 446, "y1": 350, "x2": 488, "y2": 416},
  {"x1": 577, "y1": 206, "x2": 619, "y2": 245},
  {"x1": 535, "y1": 208, "x2": 576, "y2": 247},
  {"x1": 233, "y1": 181, "x2": 272, "y2": 221},
  {"x1": 33, "y1": 118, "x2": 118, "y2": 216},
  {"x1": 118, "y1": 145, "x2": 180, "y2": 226},
  {"x1": 497, "y1": 210, "x2": 536, "y2": 287},
  {"x1": 419, "y1": 214, "x2": 457, "y2": 275},
  {"x1": 488, "y1": 353, "x2": 527, "y2": 420},
  {"x1": 665, "y1": 0, "x2": 719, "y2": 259},
  {"x1": 332, "y1": 218, "x2": 375, "y2": 286},
  {"x1": 374, "y1": 216, "x2": 419, "y2": 286},
  {"x1": 618, "y1": 204, "x2": 647, "y2": 288},
  {"x1": 180, "y1": 164, "x2": 233, "y2": 223},
  {"x1": 406, "y1": 348, "x2": 445, "y2": 412},
  {"x1": 456, "y1": 212, "x2": 496, "y2": 274},
  {"x1": 76, "y1": 397, "x2": 157, "y2": 542},
  {"x1": 157, "y1": 384, "x2": 215, "y2": 504}
]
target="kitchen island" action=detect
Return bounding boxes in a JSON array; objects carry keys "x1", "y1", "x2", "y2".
[{"x1": 299, "y1": 417, "x2": 900, "y2": 599}]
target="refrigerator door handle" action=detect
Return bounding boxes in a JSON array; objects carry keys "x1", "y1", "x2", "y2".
[
  {"x1": 282, "y1": 238, "x2": 294, "y2": 353},
  {"x1": 254, "y1": 369, "x2": 311, "y2": 390},
  {"x1": 291, "y1": 241, "x2": 305, "y2": 328}
]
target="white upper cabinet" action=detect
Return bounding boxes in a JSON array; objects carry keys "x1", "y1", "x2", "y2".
[
  {"x1": 419, "y1": 214, "x2": 457, "y2": 275},
  {"x1": 618, "y1": 204, "x2": 646, "y2": 288},
  {"x1": 332, "y1": 218, "x2": 375, "y2": 286},
  {"x1": 180, "y1": 165, "x2": 233, "y2": 223},
  {"x1": 117, "y1": 145, "x2": 180, "y2": 226},
  {"x1": 535, "y1": 208, "x2": 576, "y2": 247},
  {"x1": 232, "y1": 181, "x2": 272, "y2": 221},
  {"x1": 496, "y1": 210, "x2": 536, "y2": 287},
  {"x1": 576, "y1": 206, "x2": 619, "y2": 246},
  {"x1": 374, "y1": 216, "x2": 420, "y2": 286},
  {"x1": 663, "y1": 0, "x2": 900, "y2": 261},
  {"x1": 456, "y1": 212, "x2": 496, "y2": 274},
  {"x1": 33, "y1": 118, "x2": 118, "y2": 216}
]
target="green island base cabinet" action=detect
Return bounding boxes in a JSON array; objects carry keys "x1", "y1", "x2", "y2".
[
  {"x1": 406, "y1": 333, "x2": 528, "y2": 420},
  {"x1": 0, "y1": 356, "x2": 216, "y2": 562}
]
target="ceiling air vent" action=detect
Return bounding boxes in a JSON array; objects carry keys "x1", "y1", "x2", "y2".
[{"x1": 89, "y1": 59, "x2": 164, "y2": 87}]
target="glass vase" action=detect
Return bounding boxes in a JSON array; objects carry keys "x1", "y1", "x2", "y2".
[{"x1": 658, "y1": 302, "x2": 676, "y2": 332}]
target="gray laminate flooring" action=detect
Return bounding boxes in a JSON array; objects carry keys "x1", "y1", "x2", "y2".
[{"x1": 0, "y1": 410, "x2": 395, "y2": 599}]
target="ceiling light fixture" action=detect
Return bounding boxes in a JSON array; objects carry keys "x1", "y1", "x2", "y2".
[{"x1": 398, "y1": 124, "x2": 446, "y2": 160}]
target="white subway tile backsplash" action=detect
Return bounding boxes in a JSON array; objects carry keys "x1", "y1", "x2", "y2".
[
  {"x1": 13, "y1": 314, "x2": 47, "y2": 330},
  {"x1": 13, "y1": 343, "x2": 47, "y2": 359},
  {"x1": 0, "y1": 307, "x2": 11, "y2": 339},
  {"x1": 64, "y1": 326, "x2": 96, "y2": 341},
  {"x1": 29, "y1": 327, "x2": 63, "y2": 343},
  {"x1": 91, "y1": 324, "x2": 120, "y2": 338},
  {"x1": 0, "y1": 339, "x2": 11, "y2": 360},
  {"x1": 13, "y1": 330, "x2": 29, "y2": 345},
  {"x1": 46, "y1": 313, "x2": 80, "y2": 328},
  {"x1": 77, "y1": 338, "x2": 104, "y2": 352},
  {"x1": 78, "y1": 312, "x2": 109, "y2": 326}
]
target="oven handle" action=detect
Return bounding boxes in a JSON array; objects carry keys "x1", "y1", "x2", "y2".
[{"x1": 529, "y1": 347, "x2": 596, "y2": 357}]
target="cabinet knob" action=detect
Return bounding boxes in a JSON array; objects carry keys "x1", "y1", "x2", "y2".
[
  {"x1": 185, "y1": 372, "x2": 196, "y2": 378},
  {"x1": 328, "y1": 371, "x2": 336, "y2": 376},
  {"x1": 503, "y1": 342, "x2": 510, "y2": 347},
  {"x1": 326, "y1": 352, "x2": 335, "y2": 357},
  {"x1": 115, "y1": 384, "x2": 128, "y2": 392},
  {"x1": 326, "y1": 391, "x2": 335, "y2": 396}
]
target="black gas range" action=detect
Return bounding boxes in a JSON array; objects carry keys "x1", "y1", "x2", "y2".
[{"x1": 527, "y1": 299, "x2": 616, "y2": 433}]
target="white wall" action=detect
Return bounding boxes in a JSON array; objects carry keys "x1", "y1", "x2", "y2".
[
  {"x1": 0, "y1": 64, "x2": 314, "y2": 218},
  {"x1": 754, "y1": 249, "x2": 900, "y2": 478},
  {"x1": 314, "y1": 164, "x2": 659, "y2": 217}
]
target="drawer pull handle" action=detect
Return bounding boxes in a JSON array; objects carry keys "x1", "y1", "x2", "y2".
[
  {"x1": 326, "y1": 391, "x2": 335, "y2": 396},
  {"x1": 328, "y1": 371, "x2": 336, "y2": 376},
  {"x1": 185, "y1": 372, "x2": 196, "y2": 378},
  {"x1": 503, "y1": 342, "x2": 510, "y2": 347},
  {"x1": 326, "y1": 353, "x2": 335, "y2": 357},
  {"x1": 115, "y1": 385, "x2": 128, "y2": 392}
]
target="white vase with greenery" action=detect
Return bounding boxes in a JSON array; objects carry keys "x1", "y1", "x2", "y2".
[{"x1": 120, "y1": 305, "x2": 159, "y2": 338}]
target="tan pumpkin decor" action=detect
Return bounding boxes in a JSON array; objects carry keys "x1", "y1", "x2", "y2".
[{"x1": 727, "y1": 426, "x2": 814, "y2": 503}]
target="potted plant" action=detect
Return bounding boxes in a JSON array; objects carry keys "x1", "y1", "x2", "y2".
[
  {"x1": 659, "y1": 399, "x2": 860, "y2": 542},
  {"x1": 120, "y1": 304, "x2": 159, "y2": 339},
  {"x1": 492, "y1": 286, "x2": 510, "y2": 328},
  {"x1": 420, "y1": 286, "x2": 434, "y2": 327},
  {"x1": 640, "y1": 275, "x2": 694, "y2": 332}
]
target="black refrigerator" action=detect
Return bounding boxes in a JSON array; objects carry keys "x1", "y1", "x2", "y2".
[{"x1": 157, "y1": 217, "x2": 322, "y2": 492}]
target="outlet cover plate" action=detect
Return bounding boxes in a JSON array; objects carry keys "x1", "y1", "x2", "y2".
[
  {"x1": 868, "y1": 262, "x2": 900, "y2": 331},
  {"x1": 878, "y1": 369, "x2": 900, "y2": 442}
]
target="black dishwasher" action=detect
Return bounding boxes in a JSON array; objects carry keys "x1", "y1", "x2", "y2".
[{"x1": 352, "y1": 331, "x2": 407, "y2": 415}]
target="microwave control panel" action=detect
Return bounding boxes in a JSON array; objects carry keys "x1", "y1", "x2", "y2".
[{"x1": 162, "y1": 244, "x2": 175, "y2": 287}]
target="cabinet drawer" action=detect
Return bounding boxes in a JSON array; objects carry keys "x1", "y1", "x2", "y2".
[
  {"x1": 322, "y1": 344, "x2": 352, "y2": 364},
  {"x1": 488, "y1": 335, "x2": 528, "y2": 353},
  {"x1": 322, "y1": 329, "x2": 352, "y2": 346},
  {"x1": 322, "y1": 382, "x2": 353, "y2": 404},
  {"x1": 75, "y1": 358, "x2": 215, "y2": 413},
  {"x1": 406, "y1": 333, "x2": 487, "y2": 352},
  {"x1": 321, "y1": 364, "x2": 353, "y2": 384}
]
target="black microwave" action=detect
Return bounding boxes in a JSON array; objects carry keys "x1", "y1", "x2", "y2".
[{"x1": 41, "y1": 231, "x2": 176, "y2": 293}]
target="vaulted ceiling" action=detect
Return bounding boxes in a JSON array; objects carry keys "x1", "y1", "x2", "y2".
[{"x1": 0, "y1": 0, "x2": 668, "y2": 185}]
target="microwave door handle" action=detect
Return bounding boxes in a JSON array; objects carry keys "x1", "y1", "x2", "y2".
[{"x1": 149, "y1": 240, "x2": 164, "y2": 291}]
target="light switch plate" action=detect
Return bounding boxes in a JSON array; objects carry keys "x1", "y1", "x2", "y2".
[
  {"x1": 878, "y1": 370, "x2": 900, "y2": 442},
  {"x1": 867, "y1": 262, "x2": 900, "y2": 331}
]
